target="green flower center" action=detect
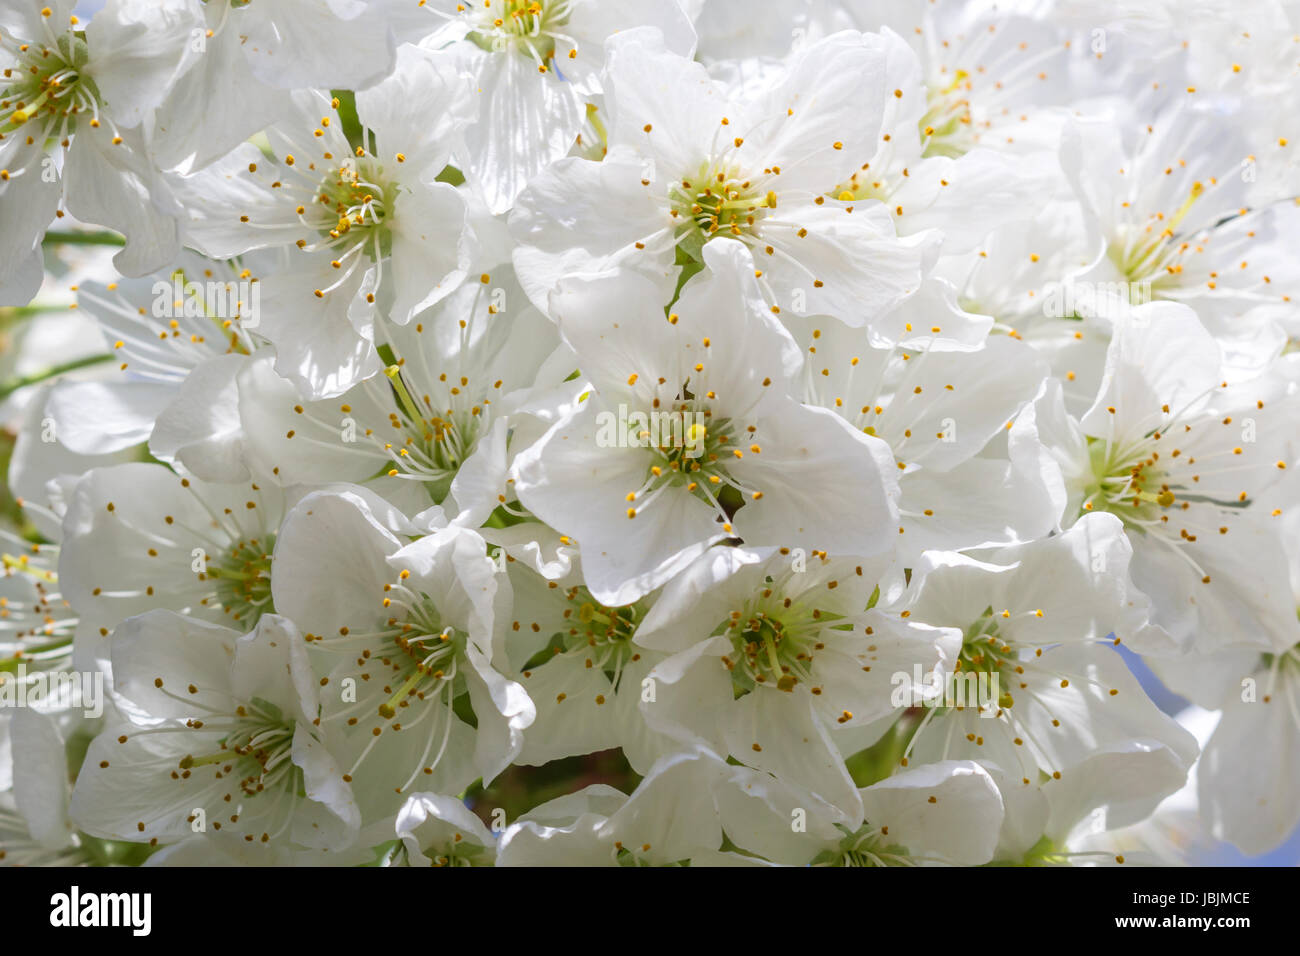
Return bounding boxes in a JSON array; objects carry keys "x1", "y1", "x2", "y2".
[
  {"x1": 312, "y1": 158, "x2": 398, "y2": 260},
  {"x1": 1260, "y1": 642, "x2": 1300, "y2": 686},
  {"x1": 565, "y1": 592, "x2": 638, "y2": 659},
  {"x1": 919, "y1": 71, "x2": 973, "y2": 159},
  {"x1": 208, "y1": 534, "x2": 275, "y2": 626},
  {"x1": 179, "y1": 696, "x2": 299, "y2": 799},
  {"x1": 520, "y1": 585, "x2": 645, "y2": 688},
  {"x1": 1106, "y1": 183, "x2": 1205, "y2": 289},
  {"x1": 381, "y1": 364, "x2": 487, "y2": 502},
  {"x1": 624, "y1": 403, "x2": 761, "y2": 521},
  {"x1": 670, "y1": 162, "x2": 773, "y2": 262},
  {"x1": 308, "y1": 584, "x2": 475, "y2": 792},
  {"x1": 718, "y1": 582, "x2": 846, "y2": 695},
  {"x1": 0, "y1": 25, "x2": 98, "y2": 141},
  {"x1": 954, "y1": 611, "x2": 1017, "y2": 710},
  {"x1": 423, "y1": 842, "x2": 493, "y2": 867},
  {"x1": 467, "y1": 0, "x2": 573, "y2": 62},
  {"x1": 814, "y1": 822, "x2": 913, "y2": 867},
  {"x1": 372, "y1": 594, "x2": 467, "y2": 721},
  {"x1": 1081, "y1": 435, "x2": 1178, "y2": 531}
]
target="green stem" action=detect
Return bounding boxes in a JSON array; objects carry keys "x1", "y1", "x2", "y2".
[
  {"x1": 0, "y1": 353, "x2": 114, "y2": 401},
  {"x1": 0, "y1": 302, "x2": 74, "y2": 321},
  {"x1": 42, "y1": 230, "x2": 125, "y2": 247}
]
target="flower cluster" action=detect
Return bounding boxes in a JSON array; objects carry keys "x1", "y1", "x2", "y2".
[{"x1": 1, "y1": 0, "x2": 1298, "y2": 867}]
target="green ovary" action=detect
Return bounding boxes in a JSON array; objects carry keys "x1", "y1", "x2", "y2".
[
  {"x1": 627, "y1": 407, "x2": 755, "y2": 515},
  {"x1": 954, "y1": 611, "x2": 1018, "y2": 711},
  {"x1": 719, "y1": 584, "x2": 847, "y2": 696},
  {"x1": 179, "y1": 696, "x2": 298, "y2": 799},
  {"x1": 467, "y1": 0, "x2": 573, "y2": 61},
  {"x1": 1, "y1": 28, "x2": 98, "y2": 140},
  {"x1": 669, "y1": 162, "x2": 771, "y2": 261},
  {"x1": 314, "y1": 159, "x2": 398, "y2": 260},
  {"x1": 1080, "y1": 436, "x2": 1175, "y2": 530},
  {"x1": 814, "y1": 823, "x2": 913, "y2": 867},
  {"x1": 524, "y1": 585, "x2": 643, "y2": 685},
  {"x1": 209, "y1": 534, "x2": 275, "y2": 625},
  {"x1": 383, "y1": 364, "x2": 486, "y2": 501},
  {"x1": 919, "y1": 71, "x2": 973, "y2": 159}
]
